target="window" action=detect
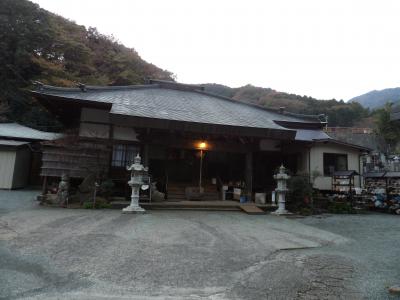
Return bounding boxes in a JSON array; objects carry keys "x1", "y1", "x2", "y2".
[
  {"x1": 111, "y1": 144, "x2": 140, "y2": 167},
  {"x1": 323, "y1": 153, "x2": 348, "y2": 176}
]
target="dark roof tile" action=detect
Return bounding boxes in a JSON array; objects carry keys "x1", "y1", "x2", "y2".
[{"x1": 33, "y1": 84, "x2": 323, "y2": 132}]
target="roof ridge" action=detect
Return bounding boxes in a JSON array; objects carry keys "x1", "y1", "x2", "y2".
[
  {"x1": 34, "y1": 79, "x2": 203, "y2": 93},
  {"x1": 34, "y1": 82, "x2": 160, "y2": 93},
  {"x1": 149, "y1": 79, "x2": 204, "y2": 91}
]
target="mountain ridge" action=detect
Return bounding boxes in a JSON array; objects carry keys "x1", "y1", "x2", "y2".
[
  {"x1": 202, "y1": 83, "x2": 368, "y2": 127},
  {"x1": 349, "y1": 87, "x2": 400, "y2": 109}
]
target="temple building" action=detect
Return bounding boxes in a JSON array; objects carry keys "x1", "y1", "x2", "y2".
[{"x1": 31, "y1": 80, "x2": 368, "y2": 201}]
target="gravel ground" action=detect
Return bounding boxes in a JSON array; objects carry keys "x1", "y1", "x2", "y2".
[
  {"x1": 298, "y1": 214, "x2": 400, "y2": 300},
  {"x1": 0, "y1": 190, "x2": 399, "y2": 299}
]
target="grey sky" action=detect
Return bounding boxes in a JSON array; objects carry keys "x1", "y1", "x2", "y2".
[{"x1": 31, "y1": 0, "x2": 400, "y2": 100}]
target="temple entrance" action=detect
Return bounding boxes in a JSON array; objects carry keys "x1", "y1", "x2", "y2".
[
  {"x1": 163, "y1": 148, "x2": 246, "y2": 186},
  {"x1": 146, "y1": 140, "x2": 299, "y2": 202},
  {"x1": 165, "y1": 148, "x2": 198, "y2": 184},
  {"x1": 148, "y1": 147, "x2": 247, "y2": 200},
  {"x1": 203, "y1": 151, "x2": 245, "y2": 184}
]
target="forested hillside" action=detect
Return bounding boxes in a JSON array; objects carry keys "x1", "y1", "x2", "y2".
[
  {"x1": 0, "y1": 0, "x2": 173, "y2": 129},
  {"x1": 1, "y1": 0, "x2": 370, "y2": 129},
  {"x1": 204, "y1": 84, "x2": 369, "y2": 127}
]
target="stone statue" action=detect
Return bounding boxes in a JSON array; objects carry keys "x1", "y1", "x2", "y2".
[
  {"x1": 57, "y1": 174, "x2": 69, "y2": 206},
  {"x1": 151, "y1": 182, "x2": 165, "y2": 202}
]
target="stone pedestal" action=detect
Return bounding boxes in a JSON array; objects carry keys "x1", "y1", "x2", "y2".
[
  {"x1": 271, "y1": 192, "x2": 291, "y2": 215},
  {"x1": 123, "y1": 185, "x2": 146, "y2": 213},
  {"x1": 122, "y1": 185, "x2": 146, "y2": 214},
  {"x1": 122, "y1": 205, "x2": 146, "y2": 213}
]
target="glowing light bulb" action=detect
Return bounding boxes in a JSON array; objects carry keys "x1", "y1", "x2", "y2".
[{"x1": 198, "y1": 142, "x2": 207, "y2": 150}]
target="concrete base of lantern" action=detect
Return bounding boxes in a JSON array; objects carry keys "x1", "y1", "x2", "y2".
[
  {"x1": 271, "y1": 209, "x2": 292, "y2": 215},
  {"x1": 122, "y1": 205, "x2": 146, "y2": 214}
]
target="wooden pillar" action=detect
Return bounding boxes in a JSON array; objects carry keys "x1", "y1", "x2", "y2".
[
  {"x1": 141, "y1": 128, "x2": 150, "y2": 168},
  {"x1": 108, "y1": 124, "x2": 114, "y2": 178},
  {"x1": 143, "y1": 143, "x2": 149, "y2": 168},
  {"x1": 41, "y1": 176, "x2": 48, "y2": 196},
  {"x1": 245, "y1": 152, "x2": 253, "y2": 201}
]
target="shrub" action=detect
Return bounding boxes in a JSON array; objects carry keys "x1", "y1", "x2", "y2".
[
  {"x1": 99, "y1": 179, "x2": 115, "y2": 199},
  {"x1": 82, "y1": 201, "x2": 111, "y2": 209},
  {"x1": 299, "y1": 207, "x2": 313, "y2": 216},
  {"x1": 327, "y1": 202, "x2": 356, "y2": 214},
  {"x1": 287, "y1": 175, "x2": 313, "y2": 210}
]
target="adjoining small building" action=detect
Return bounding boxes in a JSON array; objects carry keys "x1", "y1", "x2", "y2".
[
  {"x1": 307, "y1": 139, "x2": 366, "y2": 190},
  {"x1": 31, "y1": 80, "x2": 369, "y2": 200},
  {"x1": 0, "y1": 123, "x2": 61, "y2": 189}
]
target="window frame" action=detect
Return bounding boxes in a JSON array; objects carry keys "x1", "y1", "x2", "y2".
[
  {"x1": 111, "y1": 144, "x2": 140, "y2": 168},
  {"x1": 323, "y1": 153, "x2": 348, "y2": 176}
]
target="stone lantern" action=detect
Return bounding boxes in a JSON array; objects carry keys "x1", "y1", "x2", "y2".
[
  {"x1": 122, "y1": 154, "x2": 148, "y2": 213},
  {"x1": 271, "y1": 165, "x2": 291, "y2": 215}
]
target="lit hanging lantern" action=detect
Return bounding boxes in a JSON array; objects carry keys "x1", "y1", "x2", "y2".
[{"x1": 197, "y1": 141, "x2": 207, "y2": 150}]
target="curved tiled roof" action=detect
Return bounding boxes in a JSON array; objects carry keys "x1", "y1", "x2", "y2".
[{"x1": 32, "y1": 81, "x2": 324, "y2": 132}]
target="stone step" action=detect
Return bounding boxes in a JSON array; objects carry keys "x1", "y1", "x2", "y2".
[
  {"x1": 168, "y1": 184, "x2": 217, "y2": 188},
  {"x1": 145, "y1": 207, "x2": 240, "y2": 211},
  {"x1": 167, "y1": 190, "x2": 219, "y2": 195},
  {"x1": 168, "y1": 195, "x2": 186, "y2": 199},
  {"x1": 167, "y1": 189, "x2": 218, "y2": 193},
  {"x1": 110, "y1": 200, "x2": 272, "y2": 212},
  {"x1": 167, "y1": 193, "x2": 220, "y2": 199}
]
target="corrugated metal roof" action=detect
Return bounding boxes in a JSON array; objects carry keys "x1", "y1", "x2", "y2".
[
  {"x1": 292, "y1": 128, "x2": 371, "y2": 151},
  {"x1": 0, "y1": 139, "x2": 30, "y2": 147},
  {"x1": 333, "y1": 170, "x2": 359, "y2": 176},
  {"x1": 313, "y1": 138, "x2": 370, "y2": 151},
  {"x1": 364, "y1": 172, "x2": 386, "y2": 178},
  {"x1": 0, "y1": 123, "x2": 62, "y2": 141},
  {"x1": 384, "y1": 172, "x2": 400, "y2": 178},
  {"x1": 34, "y1": 84, "x2": 322, "y2": 132},
  {"x1": 295, "y1": 129, "x2": 331, "y2": 141}
]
